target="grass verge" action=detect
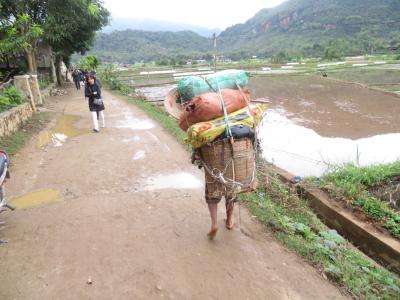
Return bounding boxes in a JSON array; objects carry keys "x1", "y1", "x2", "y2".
[
  {"x1": 242, "y1": 163, "x2": 400, "y2": 299},
  {"x1": 107, "y1": 89, "x2": 400, "y2": 299},
  {"x1": 319, "y1": 162, "x2": 400, "y2": 238},
  {"x1": 0, "y1": 112, "x2": 52, "y2": 157}
]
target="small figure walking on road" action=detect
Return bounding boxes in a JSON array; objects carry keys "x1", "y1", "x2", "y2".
[
  {"x1": 85, "y1": 73, "x2": 105, "y2": 132},
  {"x1": 72, "y1": 69, "x2": 81, "y2": 90}
]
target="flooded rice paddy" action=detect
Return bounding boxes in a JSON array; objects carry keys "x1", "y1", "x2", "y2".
[
  {"x1": 130, "y1": 70, "x2": 400, "y2": 177},
  {"x1": 249, "y1": 74, "x2": 400, "y2": 176}
]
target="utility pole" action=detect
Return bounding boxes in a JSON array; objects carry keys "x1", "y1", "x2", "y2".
[{"x1": 213, "y1": 33, "x2": 217, "y2": 72}]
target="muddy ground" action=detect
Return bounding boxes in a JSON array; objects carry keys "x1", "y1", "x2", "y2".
[{"x1": 0, "y1": 86, "x2": 346, "y2": 299}]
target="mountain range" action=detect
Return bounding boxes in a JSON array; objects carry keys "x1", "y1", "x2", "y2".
[
  {"x1": 102, "y1": 18, "x2": 221, "y2": 37},
  {"x1": 89, "y1": 0, "x2": 400, "y2": 63}
]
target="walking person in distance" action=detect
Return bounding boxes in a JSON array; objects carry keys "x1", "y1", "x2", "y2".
[{"x1": 85, "y1": 73, "x2": 105, "y2": 132}]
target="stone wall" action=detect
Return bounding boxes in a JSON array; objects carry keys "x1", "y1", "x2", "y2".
[
  {"x1": 40, "y1": 82, "x2": 57, "y2": 102},
  {"x1": 0, "y1": 103, "x2": 34, "y2": 138}
]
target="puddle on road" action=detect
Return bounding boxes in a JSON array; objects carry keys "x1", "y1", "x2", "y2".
[
  {"x1": 141, "y1": 172, "x2": 203, "y2": 191},
  {"x1": 115, "y1": 111, "x2": 154, "y2": 130},
  {"x1": 133, "y1": 150, "x2": 146, "y2": 160},
  {"x1": 9, "y1": 189, "x2": 61, "y2": 209},
  {"x1": 37, "y1": 115, "x2": 90, "y2": 148},
  {"x1": 122, "y1": 136, "x2": 141, "y2": 143},
  {"x1": 259, "y1": 110, "x2": 400, "y2": 177}
]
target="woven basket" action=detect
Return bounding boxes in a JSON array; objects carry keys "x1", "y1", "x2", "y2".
[{"x1": 200, "y1": 138, "x2": 258, "y2": 199}]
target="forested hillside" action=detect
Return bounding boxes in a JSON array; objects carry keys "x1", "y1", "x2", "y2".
[
  {"x1": 218, "y1": 0, "x2": 400, "y2": 59},
  {"x1": 90, "y1": 30, "x2": 212, "y2": 63},
  {"x1": 90, "y1": 0, "x2": 400, "y2": 63}
]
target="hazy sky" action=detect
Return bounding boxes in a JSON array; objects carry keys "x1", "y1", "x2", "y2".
[{"x1": 103, "y1": 0, "x2": 287, "y2": 29}]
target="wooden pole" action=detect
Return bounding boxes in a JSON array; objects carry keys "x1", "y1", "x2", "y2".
[{"x1": 213, "y1": 33, "x2": 217, "y2": 72}]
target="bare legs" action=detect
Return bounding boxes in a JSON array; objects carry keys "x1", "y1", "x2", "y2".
[
  {"x1": 226, "y1": 201, "x2": 235, "y2": 230},
  {"x1": 207, "y1": 203, "x2": 218, "y2": 240},
  {"x1": 207, "y1": 199, "x2": 236, "y2": 240}
]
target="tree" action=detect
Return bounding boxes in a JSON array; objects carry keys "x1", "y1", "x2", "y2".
[
  {"x1": 0, "y1": 0, "x2": 109, "y2": 83},
  {"x1": 79, "y1": 55, "x2": 100, "y2": 71},
  {"x1": 323, "y1": 47, "x2": 341, "y2": 61},
  {"x1": 0, "y1": 0, "x2": 48, "y2": 74},
  {"x1": 0, "y1": 14, "x2": 43, "y2": 74},
  {"x1": 44, "y1": 0, "x2": 109, "y2": 84},
  {"x1": 271, "y1": 51, "x2": 288, "y2": 64}
]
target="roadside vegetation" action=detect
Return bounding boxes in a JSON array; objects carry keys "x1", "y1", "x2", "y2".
[
  {"x1": 318, "y1": 162, "x2": 400, "y2": 238},
  {"x1": 0, "y1": 86, "x2": 24, "y2": 113},
  {"x1": 0, "y1": 112, "x2": 51, "y2": 156},
  {"x1": 243, "y1": 162, "x2": 400, "y2": 299},
  {"x1": 38, "y1": 79, "x2": 51, "y2": 90},
  {"x1": 103, "y1": 76, "x2": 400, "y2": 299}
]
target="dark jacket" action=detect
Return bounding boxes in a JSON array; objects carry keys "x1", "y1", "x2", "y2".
[{"x1": 85, "y1": 82, "x2": 105, "y2": 112}]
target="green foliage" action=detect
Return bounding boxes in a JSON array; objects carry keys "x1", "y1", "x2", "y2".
[
  {"x1": 271, "y1": 51, "x2": 289, "y2": 64},
  {"x1": 98, "y1": 64, "x2": 134, "y2": 96},
  {"x1": 0, "y1": 13, "x2": 43, "y2": 62},
  {"x1": 321, "y1": 163, "x2": 400, "y2": 237},
  {"x1": 39, "y1": 78, "x2": 51, "y2": 90},
  {"x1": 79, "y1": 55, "x2": 101, "y2": 71},
  {"x1": 217, "y1": 0, "x2": 399, "y2": 60},
  {"x1": 44, "y1": 0, "x2": 109, "y2": 74},
  {"x1": 0, "y1": 85, "x2": 24, "y2": 112},
  {"x1": 0, "y1": 0, "x2": 109, "y2": 78},
  {"x1": 86, "y1": 30, "x2": 212, "y2": 63},
  {"x1": 241, "y1": 171, "x2": 400, "y2": 299},
  {"x1": 323, "y1": 47, "x2": 341, "y2": 61}
]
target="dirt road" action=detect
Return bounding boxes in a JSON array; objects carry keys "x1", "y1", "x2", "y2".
[{"x1": 0, "y1": 87, "x2": 347, "y2": 299}]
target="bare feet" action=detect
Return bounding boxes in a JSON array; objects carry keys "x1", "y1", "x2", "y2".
[
  {"x1": 207, "y1": 227, "x2": 218, "y2": 240},
  {"x1": 226, "y1": 218, "x2": 234, "y2": 230},
  {"x1": 226, "y1": 202, "x2": 235, "y2": 230}
]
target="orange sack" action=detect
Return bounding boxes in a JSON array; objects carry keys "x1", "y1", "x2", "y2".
[{"x1": 179, "y1": 88, "x2": 250, "y2": 131}]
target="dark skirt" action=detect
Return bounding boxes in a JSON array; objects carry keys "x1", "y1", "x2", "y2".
[{"x1": 88, "y1": 98, "x2": 105, "y2": 112}]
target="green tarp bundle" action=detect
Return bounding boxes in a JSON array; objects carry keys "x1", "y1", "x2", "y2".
[{"x1": 177, "y1": 70, "x2": 249, "y2": 103}]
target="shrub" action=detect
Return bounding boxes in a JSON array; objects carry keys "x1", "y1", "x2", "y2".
[{"x1": 0, "y1": 85, "x2": 24, "y2": 112}]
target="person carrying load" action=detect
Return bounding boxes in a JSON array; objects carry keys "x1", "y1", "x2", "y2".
[{"x1": 166, "y1": 70, "x2": 267, "y2": 240}]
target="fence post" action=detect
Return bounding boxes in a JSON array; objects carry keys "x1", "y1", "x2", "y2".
[
  {"x1": 13, "y1": 75, "x2": 37, "y2": 112},
  {"x1": 29, "y1": 75, "x2": 43, "y2": 106}
]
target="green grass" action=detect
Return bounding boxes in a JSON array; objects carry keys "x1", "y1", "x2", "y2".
[
  {"x1": 320, "y1": 163, "x2": 400, "y2": 238},
  {"x1": 242, "y1": 164, "x2": 400, "y2": 299},
  {"x1": 0, "y1": 112, "x2": 51, "y2": 157},
  {"x1": 39, "y1": 79, "x2": 52, "y2": 90}
]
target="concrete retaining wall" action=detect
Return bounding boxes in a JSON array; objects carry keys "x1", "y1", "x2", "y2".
[
  {"x1": 0, "y1": 102, "x2": 34, "y2": 138},
  {"x1": 270, "y1": 165, "x2": 400, "y2": 274}
]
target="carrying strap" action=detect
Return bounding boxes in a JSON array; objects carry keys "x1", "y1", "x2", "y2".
[{"x1": 203, "y1": 78, "x2": 233, "y2": 144}]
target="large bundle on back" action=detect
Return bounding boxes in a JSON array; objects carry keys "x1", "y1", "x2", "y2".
[
  {"x1": 167, "y1": 70, "x2": 267, "y2": 197},
  {"x1": 177, "y1": 70, "x2": 249, "y2": 103}
]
